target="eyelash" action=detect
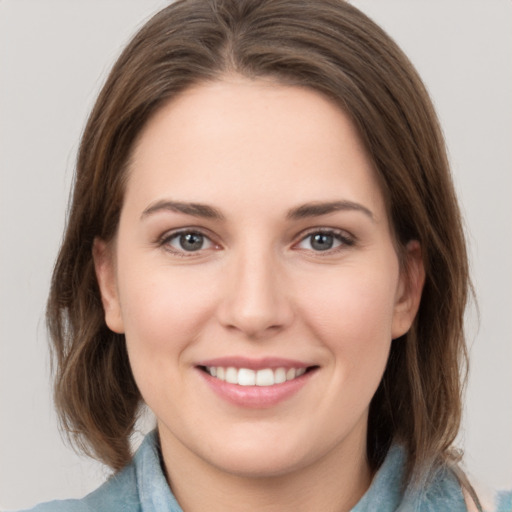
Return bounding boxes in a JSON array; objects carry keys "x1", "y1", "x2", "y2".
[
  {"x1": 296, "y1": 228, "x2": 355, "y2": 254},
  {"x1": 157, "y1": 227, "x2": 355, "y2": 257},
  {"x1": 157, "y1": 229, "x2": 217, "y2": 257}
]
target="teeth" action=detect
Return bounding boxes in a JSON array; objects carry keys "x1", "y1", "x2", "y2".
[
  {"x1": 225, "y1": 367, "x2": 238, "y2": 384},
  {"x1": 255, "y1": 368, "x2": 274, "y2": 386},
  {"x1": 205, "y1": 366, "x2": 308, "y2": 386},
  {"x1": 238, "y1": 368, "x2": 256, "y2": 386},
  {"x1": 274, "y1": 367, "x2": 286, "y2": 384}
]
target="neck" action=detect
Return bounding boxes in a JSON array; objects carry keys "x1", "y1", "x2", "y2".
[{"x1": 159, "y1": 425, "x2": 373, "y2": 512}]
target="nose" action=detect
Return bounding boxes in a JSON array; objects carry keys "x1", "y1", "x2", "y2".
[{"x1": 216, "y1": 247, "x2": 294, "y2": 339}]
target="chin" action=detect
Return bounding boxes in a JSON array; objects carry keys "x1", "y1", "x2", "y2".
[{"x1": 209, "y1": 446, "x2": 310, "y2": 479}]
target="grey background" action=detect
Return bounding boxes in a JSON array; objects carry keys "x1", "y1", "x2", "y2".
[{"x1": 1, "y1": 0, "x2": 511, "y2": 509}]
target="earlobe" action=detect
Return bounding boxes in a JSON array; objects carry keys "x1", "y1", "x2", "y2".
[
  {"x1": 92, "y1": 238, "x2": 125, "y2": 334},
  {"x1": 391, "y1": 240, "x2": 425, "y2": 340}
]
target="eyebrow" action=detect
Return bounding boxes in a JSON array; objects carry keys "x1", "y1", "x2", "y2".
[
  {"x1": 286, "y1": 200, "x2": 375, "y2": 221},
  {"x1": 141, "y1": 199, "x2": 374, "y2": 222},
  {"x1": 141, "y1": 200, "x2": 226, "y2": 220}
]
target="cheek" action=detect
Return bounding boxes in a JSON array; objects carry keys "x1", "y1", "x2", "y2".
[
  {"x1": 116, "y1": 261, "x2": 217, "y2": 375},
  {"x1": 296, "y1": 260, "x2": 399, "y2": 403},
  {"x1": 287, "y1": 263, "x2": 400, "y2": 442},
  {"x1": 299, "y1": 264, "x2": 399, "y2": 346}
]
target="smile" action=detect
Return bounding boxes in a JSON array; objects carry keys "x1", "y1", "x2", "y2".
[
  {"x1": 203, "y1": 366, "x2": 307, "y2": 387},
  {"x1": 196, "y1": 358, "x2": 319, "y2": 408}
]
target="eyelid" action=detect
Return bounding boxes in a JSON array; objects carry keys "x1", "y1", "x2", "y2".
[
  {"x1": 157, "y1": 227, "x2": 220, "y2": 256},
  {"x1": 293, "y1": 227, "x2": 356, "y2": 252},
  {"x1": 155, "y1": 226, "x2": 355, "y2": 256}
]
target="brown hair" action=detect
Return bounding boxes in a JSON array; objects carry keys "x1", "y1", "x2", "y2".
[{"x1": 47, "y1": 0, "x2": 470, "y2": 484}]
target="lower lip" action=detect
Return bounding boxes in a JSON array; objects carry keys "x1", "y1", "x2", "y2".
[{"x1": 197, "y1": 368, "x2": 315, "y2": 409}]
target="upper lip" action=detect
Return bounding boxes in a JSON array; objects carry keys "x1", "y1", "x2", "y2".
[{"x1": 195, "y1": 356, "x2": 313, "y2": 370}]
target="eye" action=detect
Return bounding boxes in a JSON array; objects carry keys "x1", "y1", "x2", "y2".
[
  {"x1": 162, "y1": 230, "x2": 215, "y2": 254},
  {"x1": 296, "y1": 230, "x2": 354, "y2": 252}
]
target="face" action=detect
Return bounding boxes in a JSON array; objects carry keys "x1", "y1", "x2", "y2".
[{"x1": 94, "y1": 77, "x2": 423, "y2": 480}]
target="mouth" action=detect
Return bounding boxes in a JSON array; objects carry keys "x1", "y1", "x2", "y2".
[
  {"x1": 195, "y1": 357, "x2": 319, "y2": 408},
  {"x1": 197, "y1": 365, "x2": 318, "y2": 387}
]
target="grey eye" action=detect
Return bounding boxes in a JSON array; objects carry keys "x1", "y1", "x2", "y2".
[
  {"x1": 180, "y1": 233, "x2": 204, "y2": 251},
  {"x1": 168, "y1": 232, "x2": 213, "y2": 252},
  {"x1": 310, "y1": 233, "x2": 335, "y2": 251},
  {"x1": 296, "y1": 231, "x2": 346, "y2": 252}
]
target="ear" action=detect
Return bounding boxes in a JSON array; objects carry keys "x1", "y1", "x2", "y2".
[
  {"x1": 92, "y1": 238, "x2": 125, "y2": 334},
  {"x1": 391, "y1": 240, "x2": 425, "y2": 340}
]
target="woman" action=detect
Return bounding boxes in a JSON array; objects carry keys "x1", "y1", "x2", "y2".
[{"x1": 18, "y1": 0, "x2": 489, "y2": 510}]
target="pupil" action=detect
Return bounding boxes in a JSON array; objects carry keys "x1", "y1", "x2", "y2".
[
  {"x1": 311, "y1": 233, "x2": 333, "y2": 251},
  {"x1": 180, "y1": 233, "x2": 203, "y2": 251}
]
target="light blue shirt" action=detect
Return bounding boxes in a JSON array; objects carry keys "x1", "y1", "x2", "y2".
[{"x1": 17, "y1": 431, "x2": 502, "y2": 512}]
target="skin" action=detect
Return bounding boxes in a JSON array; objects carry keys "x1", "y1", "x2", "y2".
[{"x1": 94, "y1": 76, "x2": 424, "y2": 512}]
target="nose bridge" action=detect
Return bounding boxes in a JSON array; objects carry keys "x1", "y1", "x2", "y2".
[{"x1": 218, "y1": 237, "x2": 292, "y2": 337}]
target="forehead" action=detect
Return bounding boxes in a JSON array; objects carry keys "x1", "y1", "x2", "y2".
[{"x1": 125, "y1": 77, "x2": 386, "y2": 221}]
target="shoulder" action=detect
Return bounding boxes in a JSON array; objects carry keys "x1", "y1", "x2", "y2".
[
  {"x1": 404, "y1": 462, "x2": 468, "y2": 512},
  {"x1": 14, "y1": 437, "x2": 146, "y2": 512},
  {"x1": 14, "y1": 431, "x2": 179, "y2": 512},
  {"x1": 463, "y1": 481, "x2": 512, "y2": 512},
  {"x1": 364, "y1": 445, "x2": 468, "y2": 511},
  {"x1": 14, "y1": 463, "x2": 139, "y2": 512},
  {"x1": 13, "y1": 501, "x2": 93, "y2": 512}
]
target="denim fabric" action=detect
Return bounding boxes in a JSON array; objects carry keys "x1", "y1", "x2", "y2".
[
  {"x1": 352, "y1": 444, "x2": 467, "y2": 512},
  {"x1": 496, "y1": 490, "x2": 512, "y2": 512},
  {"x1": 19, "y1": 432, "x2": 182, "y2": 512},
  {"x1": 19, "y1": 432, "x2": 472, "y2": 512}
]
